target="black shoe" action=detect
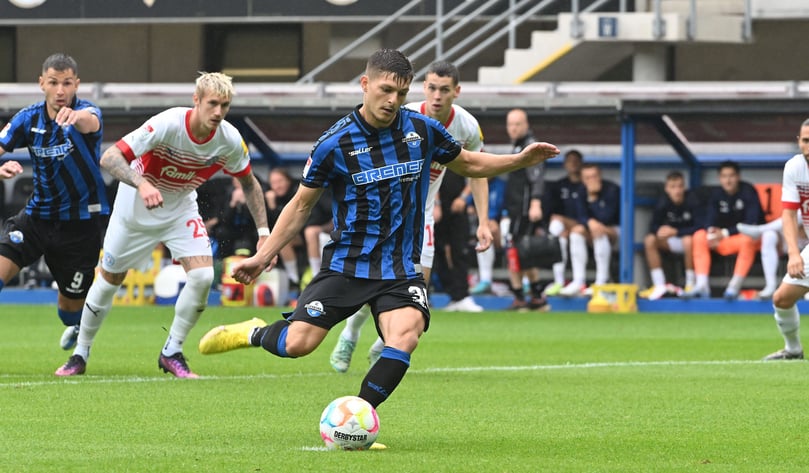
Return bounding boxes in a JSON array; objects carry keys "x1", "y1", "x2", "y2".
[
  {"x1": 528, "y1": 296, "x2": 551, "y2": 311},
  {"x1": 507, "y1": 298, "x2": 530, "y2": 311}
]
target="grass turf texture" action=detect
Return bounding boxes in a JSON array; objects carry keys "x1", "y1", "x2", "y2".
[{"x1": 0, "y1": 304, "x2": 807, "y2": 472}]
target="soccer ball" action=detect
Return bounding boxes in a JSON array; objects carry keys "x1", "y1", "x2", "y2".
[{"x1": 319, "y1": 396, "x2": 380, "y2": 450}]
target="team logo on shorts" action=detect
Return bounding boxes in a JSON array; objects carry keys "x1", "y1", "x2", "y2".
[
  {"x1": 103, "y1": 253, "x2": 116, "y2": 267},
  {"x1": 305, "y1": 300, "x2": 325, "y2": 318}
]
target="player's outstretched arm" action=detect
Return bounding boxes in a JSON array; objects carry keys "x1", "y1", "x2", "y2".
[
  {"x1": 231, "y1": 184, "x2": 324, "y2": 284},
  {"x1": 445, "y1": 142, "x2": 560, "y2": 178}
]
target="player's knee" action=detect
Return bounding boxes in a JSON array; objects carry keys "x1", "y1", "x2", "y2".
[
  {"x1": 643, "y1": 233, "x2": 657, "y2": 249},
  {"x1": 185, "y1": 266, "x2": 214, "y2": 290},
  {"x1": 304, "y1": 225, "x2": 320, "y2": 241},
  {"x1": 100, "y1": 269, "x2": 128, "y2": 286},
  {"x1": 772, "y1": 288, "x2": 797, "y2": 309}
]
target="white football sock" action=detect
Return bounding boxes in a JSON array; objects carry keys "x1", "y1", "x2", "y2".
[
  {"x1": 760, "y1": 230, "x2": 780, "y2": 292},
  {"x1": 774, "y1": 305, "x2": 802, "y2": 353},
  {"x1": 74, "y1": 276, "x2": 120, "y2": 360},
  {"x1": 284, "y1": 258, "x2": 299, "y2": 284},
  {"x1": 695, "y1": 274, "x2": 709, "y2": 289},
  {"x1": 476, "y1": 246, "x2": 495, "y2": 283},
  {"x1": 593, "y1": 235, "x2": 611, "y2": 285},
  {"x1": 308, "y1": 257, "x2": 321, "y2": 277},
  {"x1": 552, "y1": 236, "x2": 568, "y2": 284},
  {"x1": 340, "y1": 305, "x2": 372, "y2": 342},
  {"x1": 569, "y1": 232, "x2": 588, "y2": 286},
  {"x1": 650, "y1": 268, "x2": 666, "y2": 288},
  {"x1": 685, "y1": 270, "x2": 696, "y2": 288},
  {"x1": 727, "y1": 275, "x2": 744, "y2": 293},
  {"x1": 370, "y1": 337, "x2": 385, "y2": 354},
  {"x1": 162, "y1": 266, "x2": 213, "y2": 356}
]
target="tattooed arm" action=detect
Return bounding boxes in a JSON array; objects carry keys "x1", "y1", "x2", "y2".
[{"x1": 100, "y1": 145, "x2": 163, "y2": 209}]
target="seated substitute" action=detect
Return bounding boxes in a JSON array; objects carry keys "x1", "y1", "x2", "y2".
[
  {"x1": 559, "y1": 163, "x2": 621, "y2": 297},
  {"x1": 684, "y1": 160, "x2": 763, "y2": 300},
  {"x1": 640, "y1": 171, "x2": 699, "y2": 300}
]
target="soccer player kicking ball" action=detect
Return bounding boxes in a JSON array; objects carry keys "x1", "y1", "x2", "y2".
[
  {"x1": 55, "y1": 72, "x2": 269, "y2": 378},
  {"x1": 329, "y1": 59, "x2": 494, "y2": 374},
  {"x1": 197, "y1": 49, "x2": 559, "y2": 448}
]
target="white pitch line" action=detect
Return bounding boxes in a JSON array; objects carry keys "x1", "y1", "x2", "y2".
[{"x1": 0, "y1": 359, "x2": 783, "y2": 389}]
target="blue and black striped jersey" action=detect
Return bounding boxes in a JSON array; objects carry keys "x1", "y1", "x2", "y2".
[
  {"x1": 302, "y1": 105, "x2": 462, "y2": 280},
  {"x1": 0, "y1": 96, "x2": 109, "y2": 220}
]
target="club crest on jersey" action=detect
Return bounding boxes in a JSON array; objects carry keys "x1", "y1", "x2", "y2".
[
  {"x1": 305, "y1": 300, "x2": 325, "y2": 318},
  {"x1": 402, "y1": 131, "x2": 423, "y2": 148},
  {"x1": 134, "y1": 124, "x2": 154, "y2": 141}
]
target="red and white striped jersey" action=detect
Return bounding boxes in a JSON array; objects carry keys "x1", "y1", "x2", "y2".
[{"x1": 113, "y1": 107, "x2": 252, "y2": 224}]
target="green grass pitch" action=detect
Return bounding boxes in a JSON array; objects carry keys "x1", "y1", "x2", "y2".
[{"x1": 0, "y1": 304, "x2": 807, "y2": 472}]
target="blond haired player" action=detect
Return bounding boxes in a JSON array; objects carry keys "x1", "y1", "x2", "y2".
[{"x1": 55, "y1": 72, "x2": 269, "y2": 377}]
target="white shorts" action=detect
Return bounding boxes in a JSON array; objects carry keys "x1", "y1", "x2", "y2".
[
  {"x1": 666, "y1": 236, "x2": 685, "y2": 254},
  {"x1": 420, "y1": 220, "x2": 435, "y2": 269},
  {"x1": 101, "y1": 206, "x2": 211, "y2": 273},
  {"x1": 781, "y1": 244, "x2": 809, "y2": 289}
]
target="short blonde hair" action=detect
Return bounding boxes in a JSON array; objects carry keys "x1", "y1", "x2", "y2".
[{"x1": 195, "y1": 72, "x2": 234, "y2": 100}]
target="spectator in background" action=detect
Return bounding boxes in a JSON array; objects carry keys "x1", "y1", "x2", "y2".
[
  {"x1": 265, "y1": 168, "x2": 302, "y2": 286},
  {"x1": 210, "y1": 176, "x2": 259, "y2": 258},
  {"x1": 559, "y1": 163, "x2": 621, "y2": 296},
  {"x1": 639, "y1": 171, "x2": 699, "y2": 300},
  {"x1": 469, "y1": 175, "x2": 507, "y2": 295},
  {"x1": 0, "y1": 53, "x2": 110, "y2": 352},
  {"x1": 433, "y1": 168, "x2": 484, "y2": 312},
  {"x1": 737, "y1": 216, "x2": 795, "y2": 300},
  {"x1": 265, "y1": 168, "x2": 333, "y2": 289},
  {"x1": 737, "y1": 184, "x2": 787, "y2": 300},
  {"x1": 544, "y1": 149, "x2": 587, "y2": 296},
  {"x1": 502, "y1": 108, "x2": 550, "y2": 311},
  {"x1": 684, "y1": 160, "x2": 762, "y2": 300}
]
